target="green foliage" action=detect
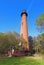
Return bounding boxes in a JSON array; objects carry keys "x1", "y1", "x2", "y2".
[
  {"x1": 36, "y1": 14, "x2": 44, "y2": 32},
  {"x1": 0, "y1": 31, "x2": 27, "y2": 54},
  {"x1": 33, "y1": 33, "x2": 44, "y2": 54},
  {"x1": 35, "y1": 14, "x2": 44, "y2": 53},
  {"x1": 0, "y1": 32, "x2": 20, "y2": 54},
  {"x1": 18, "y1": 38, "x2": 27, "y2": 51}
]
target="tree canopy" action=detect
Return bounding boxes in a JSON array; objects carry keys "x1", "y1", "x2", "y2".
[{"x1": 36, "y1": 14, "x2": 44, "y2": 32}]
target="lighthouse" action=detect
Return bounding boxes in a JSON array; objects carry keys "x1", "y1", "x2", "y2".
[{"x1": 20, "y1": 10, "x2": 29, "y2": 50}]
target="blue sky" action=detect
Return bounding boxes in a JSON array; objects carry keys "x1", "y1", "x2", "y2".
[{"x1": 0, "y1": 0, "x2": 44, "y2": 37}]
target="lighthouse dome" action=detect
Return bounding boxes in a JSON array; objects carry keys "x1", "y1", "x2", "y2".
[{"x1": 21, "y1": 10, "x2": 28, "y2": 16}]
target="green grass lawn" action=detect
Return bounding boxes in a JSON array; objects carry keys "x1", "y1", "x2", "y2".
[{"x1": 0, "y1": 57, "x2": 44, "y2": 65}]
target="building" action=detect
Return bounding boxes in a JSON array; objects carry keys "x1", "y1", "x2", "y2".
[{"x1": 20, "y1": 10, "x2": 29, "y2": 50}]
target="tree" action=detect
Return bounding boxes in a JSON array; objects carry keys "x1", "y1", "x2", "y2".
[
  {"x1": 38, "y1": 33, "x2": 44, "y2": 54},
  {"x1": 19, "y1": 38, "x2": 27, "y2": 51},
  {"x1": 0, "y1": 31, "x2": 20, "y2": 55},
  {"x1": 28, "y1": 36, "x2": 34, "y2": 54},
  {"x1": 35, "y1": 14, "x2": 44, "y2": 54},
  {"x1": 33, "y1": 36, "x2": 41, "y2": 54},
  {"x1": 33, "y1": 33, "x2": 44, "y2": 54},
  {"x1": 36, "y1": 14, "x2": 44, "y2": 32}
]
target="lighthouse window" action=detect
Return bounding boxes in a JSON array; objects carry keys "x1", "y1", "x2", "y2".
[{"x1": 22, "y1": 22, "x2": 23, "y2": 25}]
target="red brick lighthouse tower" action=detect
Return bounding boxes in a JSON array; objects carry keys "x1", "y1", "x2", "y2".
[{"x1": 20, "y1": 10, "x2": 29, "y2": 50}]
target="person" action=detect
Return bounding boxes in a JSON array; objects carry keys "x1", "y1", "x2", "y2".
[{"x1": 11, "y1": 48, "x2": 14, "y2": 56}]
